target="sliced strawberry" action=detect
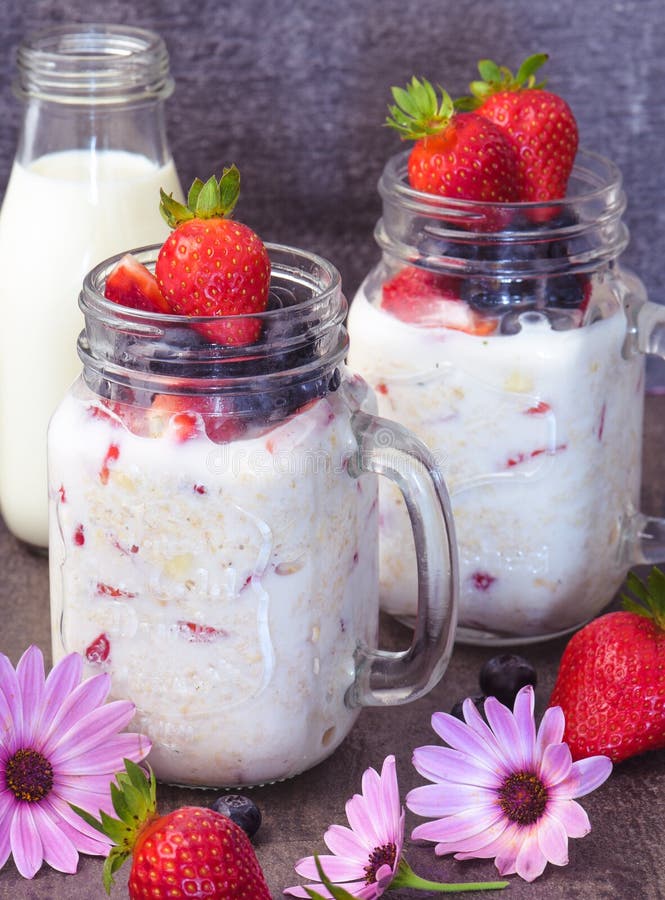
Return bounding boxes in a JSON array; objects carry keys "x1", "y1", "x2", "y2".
[
  {"x1": 105, "y1": 254, "x2": 171, "y2": 314},
  {"x1": 382, "y1": 267, "x2": 497, "y2": 335},
  {"x1": 177, "y1": 621, "x2": 227, "y2": 642},
  {"x1": 99, "y1": 443, "x2": 120, "y2": 484},
  {"x1": 96, "y1": 582, "x2": 136, "y2": 599},
  {"x1": 149, "y1": 394, "x2": 244, "y2": 444},
  {"x1": 86, "y1": 633, "x2": 110, "y2": 663}
]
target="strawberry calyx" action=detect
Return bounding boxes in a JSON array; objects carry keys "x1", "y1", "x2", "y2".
[
  {"x1": 386, "y1": 76, "x2": 456, "y2": 140},
  {"x1": 160, "y1": 164, "x2": 241, "y2": 229},
  {"x1": 621, "y1": 566, "x2": 665, "y2": 632},
  {"x1": 456, "y1": 53, "x2": 549, "y2": 111},
  {"x1": 71, "y1": 758, "x2": 157, "y2": 894}
]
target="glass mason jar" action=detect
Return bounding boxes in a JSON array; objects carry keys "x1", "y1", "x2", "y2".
[
  {"x1": 348, "y1": 148, "x2": 665, "y2": 645},
  {"x1": 0, "y1": 24, "x2": 183, "y2": 549},
  {"x1": 48, "y1": 244, "x2": 458, "y2": 788}
]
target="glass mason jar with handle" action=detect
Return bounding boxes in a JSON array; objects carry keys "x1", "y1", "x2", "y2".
[
  {"x1": 48, "y1": 244, "x2": 458, "y2": 788},
  {"x1": 0, "y1": 24, "x2": 183, "y2": 549},
  {"x1": 348, "y1": 148, "x2": 661, "y2": 645}
]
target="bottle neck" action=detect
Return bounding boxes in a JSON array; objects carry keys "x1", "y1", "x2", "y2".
[{"x1": 13, "y1": 24, "x2": 174, "y2": 167}]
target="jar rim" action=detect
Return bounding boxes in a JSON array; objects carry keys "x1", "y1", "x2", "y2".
[
  {"x1": 81, "y1": 241, "x2": 343, "y2": 326},
  {"x1": 14, "y1": 23, "x2": 173, "y2": 105},
  {"x1": 379, "y1": 147, "x2": 624, "y2": 214}
]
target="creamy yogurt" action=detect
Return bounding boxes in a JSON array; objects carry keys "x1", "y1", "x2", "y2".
[
  {"x1": 0, "y1": 150, "x2": 181, "y2": 547},
  {"x1": 348, "y1": 282, "x2": 643, "y2": 640},
  {"x1": 48, "y1": 378, "x2": 378, "y2": 786}
]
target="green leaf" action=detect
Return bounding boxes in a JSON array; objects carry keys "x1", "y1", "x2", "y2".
[
  {"x1": 102, "y1": 847, "x2": 129, "y2": 895},
  {"x1": 218, "y1": 165, "x2": 241, "y2": 215},
  {"x1": 69, "y1": 803, "x2": 106, "y2": 835},
  {"x1": 477, "y1": 58, "x2": 502, "y2": 83},
  {"x1": 159, "y1": 189, "x2": 194, "y2": 229},
  {"x1": 195, "y1": 175, "x2": 222, "y2": 217},
  {"x1": 515, "y1": 52, "x2": 549, "y2": 85},
  {"x1": 306, "y1": 857, "x2": 358, "y2": 900},
  {"x1": 187, "y1": 177, "x2": 205, "y2": 211}
]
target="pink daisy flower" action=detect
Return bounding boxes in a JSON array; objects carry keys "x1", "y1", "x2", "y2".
[
  {"x1": 407, "y1": 685, "x2": 612, "y2": 882},
  {"x1": 0, "y1": 645, "x2": 150, "y2": 879},
  {"x1": 286, "y1": 755, "x2": 507, "y2": 898}
]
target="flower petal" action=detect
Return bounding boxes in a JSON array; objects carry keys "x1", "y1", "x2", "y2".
[
  {"x1": 10, "y1": 803, "x2": 43, "y2": 879},
  {"x1": 378, "y1": 755, "x2": 401, "y2": 846},
  {"x1": 406, "y1": 782, "x2": 496, "y2": 817},
  {"x1": 39, "y1": 673, "x2": 111, "y2": 756},
  {"x1": 411, "y1": 805, "x2": 504, "y2": 845},
  {"x1": 324, "y1": 823, "x2": 369, "y2": 864},
  {"x1": 555, "y1": 755, "x2": 612, "y2": 800},
  {"x1": 431, "y1": 712, "x2": 504, "y2": 768},
  {"x1": 15, "y1": 646, "x2": 46, "y2": 740},
  {"x1": 512, "y1": 686, "x2": 537, "y2": 768},
  {"x1": 483, "y1": 697, "x2": 524, "y2": 772},
  {"x1": 295, "y1": 853, "x2": 366, "y2": 882},
  {"x1": 539, "y1": 742, "x2": 573, "y2": 787},
  {"x1": 48, "y1": 700, "x2": 136, "y2": 766},
  {"x1": 55, "y1": 732, "x2": 150, "y2": 775},
  {"x1": 548, "y1": 798, "x2": 591, "y2": 838},
  {"x1": 30, "y1": 804, "x2": 79, "y2": 874},
  {"x1": 411, "y1": 745, "x2": 502, "y2": 789},
  {"x1": 0, "y1": 653, "x2": 23, "y2": 748},
  {"x1": 42, "y1": 795, "x2": 111, "y2": 855},
  {"x1": 537, "y1": 812, "x2": 569, "y2": 866},
  {"x1": 536, "y1": 705, "x2": 565, "y2": 757},
  {"x1": 515, "y1": 826, "x2": 548, "y2": 882},
  {"x1": 38, "y1": 653, "x2": 84, "y2": 738}
]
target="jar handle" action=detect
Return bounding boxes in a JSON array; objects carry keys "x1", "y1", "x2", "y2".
[
  {"x1": 345, "y1": 409, "x2": 458, "y2": 708},
  {"x1": 620, "y1": 298, "x2": 665, "y2": 564}
]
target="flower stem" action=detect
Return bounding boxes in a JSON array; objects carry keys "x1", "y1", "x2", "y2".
[{"x1": 391, "y1": 859, "x2": 508, "y2": 893}]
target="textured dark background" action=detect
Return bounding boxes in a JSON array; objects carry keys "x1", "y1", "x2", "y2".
[{"x1": 2, "y1": 0, "x2": 665, "y2": 385}]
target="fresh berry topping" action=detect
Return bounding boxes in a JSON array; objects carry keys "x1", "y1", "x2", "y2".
[
  {"x1": 211, "y1": 794, "x2": 262, "y2": 838},
  {"x1": 85, "y1": 633, "x2": 110, "y2": 664},
  {"x1": 99, "y1": 443, "x2": 120, "y2": 484},
  {"x1": 450, "y1": 695, "x2": 487, "y2": 722},
  {"x1": 550, "y1": 567, "x2": 665, "y2": 763},
  {"x1": 72, "y1": 761, "x2": 271, "y2": 899},
  {"x1": 382, "y1": 266, "x2": 497, "y2": 335},
  {"x1": 460, "y1": 54, "x2": 579, "y2": 201},
  {"x1": 479, "y1": 654, "x2": 537, "y2": 707},
  {"x1": 471, "y1": 571, "x2": 496, "y2": 591},
  {"x1": 73, "y1": 524, "x2": 85, "y2": 546},
  {"x1": 148, "y1": 394, "x2": 243, "y2": 444},
  {"x1": 156, "y1": 167, "x2": 270, "y2": 346},
  {"x1": 386, "y1": 77, "x2": 520, "y2": 202},
  {"x1": 96, "y1": 583, "x2": 136, "y2": 599},
  {"x1": 104, "y1": 253, "x2": 171, "y2": 314}
]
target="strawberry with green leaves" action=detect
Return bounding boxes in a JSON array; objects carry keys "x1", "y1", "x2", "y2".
[
  {"x1": 460, "y1": 54, "x2": 579, "y2": 201},
  {"x1": 549, "y1": 566, "x2": 665, "y2": 763},
  {"x1": 386, "y1": 76, "x2": 521, "y2": 202},
  {"x1": 73, "y1": 759, "x2": 271, "y2": 899},
  {"x1": 157, "y1": 166, "x2": 271, "y2": 345}
]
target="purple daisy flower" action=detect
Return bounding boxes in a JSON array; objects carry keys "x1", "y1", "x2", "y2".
[
  {"x1": 407, "y1": 685, "x2": 612, "y2": 882},
  {"x1": 0, "y1": 645, "x2": 150, "y2": 879},
  {"x1": 286, "y1": 754, "x2": 404, "y2": 899}
]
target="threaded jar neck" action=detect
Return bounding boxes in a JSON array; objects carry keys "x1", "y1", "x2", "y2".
[
  {"x1": 375, "y1": 149, "x2": 629, "y2": 277},
  {"x1": 14, "y1": 24, "x2": 174, "y2": 105}
]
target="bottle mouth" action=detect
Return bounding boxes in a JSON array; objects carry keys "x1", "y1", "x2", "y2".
[
  {"x1": 78, "y1": 242, "x2": 349, "y2": 395},
  {"x1": 376, "y1": 148, "x2": 629, "y2": 276},
  {"x1": 14, "y1": 24, "x2": 174, "y2": 105}
]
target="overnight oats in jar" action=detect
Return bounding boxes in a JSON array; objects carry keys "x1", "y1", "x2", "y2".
[
  {"x1": 48, "y1": 172, "x2": 458, "y2": 787},
  {"x1": 347, "y1": 63, "x2": 659, "y2": 644}
]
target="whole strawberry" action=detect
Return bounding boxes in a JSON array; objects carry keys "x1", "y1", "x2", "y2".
[
  {"x1": 73, "y1": 760, "x2": 271, "y2": 899},
  {"x1": 460, "y1": 54, "x2": 578, "y2": 201},
  {"x1": 386, "y1": 76, "x2": 521, "y2": 202},
  {"x1": 157, "y1": 165, "x2": 270, "y2": 344},
  {"x1": 549, "y1": 567, "x2": 665, "y2": 763}
]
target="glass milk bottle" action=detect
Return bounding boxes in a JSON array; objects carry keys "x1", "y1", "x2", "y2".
[{"x1": 0, "y1": 24, "x2": 183, "y2": 549}]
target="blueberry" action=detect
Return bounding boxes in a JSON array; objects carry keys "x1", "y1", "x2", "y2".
[
  {"x1": 544, "y1": 273, "x2": 591, "y2": 310},
  {"x1": 450, "y1": 695, "x2": 487, "y2": 722},
  {"x1": 211, "y1": 794, "x2": 261, "y2": 838},
  {"x1": 479, "y1": 654, "x2": 537, "y2": 707},
  {"x1": 461, "y1": 277, "x2": 538, "y2": 312}
]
